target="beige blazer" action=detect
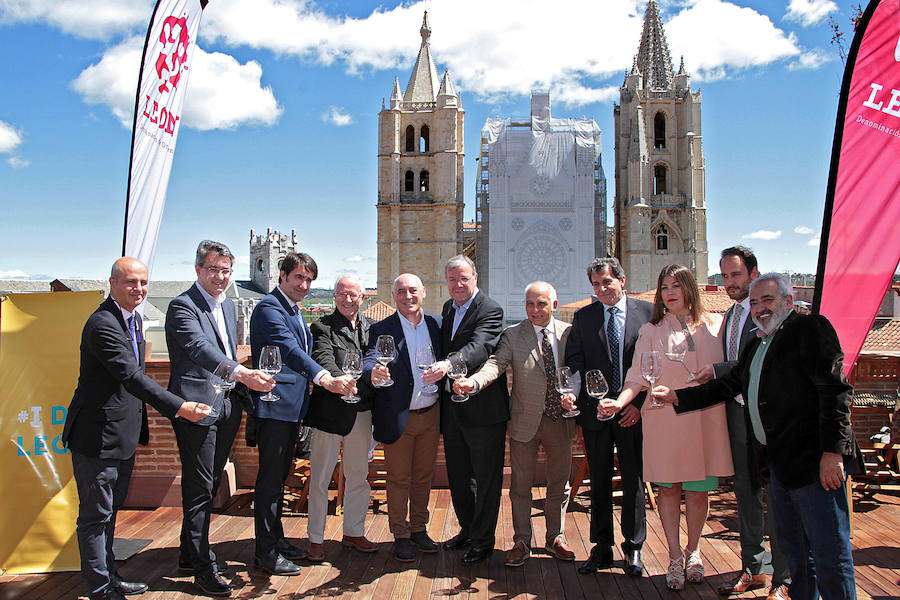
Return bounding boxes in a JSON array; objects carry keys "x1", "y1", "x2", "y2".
[{"x1": 470, "y1": 317, "x2": 575, "y2": 443}]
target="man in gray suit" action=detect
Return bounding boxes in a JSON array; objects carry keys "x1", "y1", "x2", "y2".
[
  {"x1": 693, "y1": 246, "x2": 790, "y2": 600},
  {"x1": 166, "y1": 240, "x2": 274, "y2": 596},
  {"x1": 454, "y1": 282, "x2": 576, "y2": 567}
]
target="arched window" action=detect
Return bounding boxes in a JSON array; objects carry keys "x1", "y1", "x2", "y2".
[
  {"x1": 654, "y1": 164, "x2": 667, "y2": 195},
  {"x1": 654, "y1": 112, "x2": 666, "y2": 149},
  {"x1": 419, "y1": 170, "x2": 430, "y2": 192},
  {"x1": 404, "y1": 170, "x2": 414, "y2": 192},
  {"x1": 405, "y1": 125, "x2": 415, "y2": 152},
  {"x1": 419, "y1": 125, "x2": 430, "y2": 153},
  {"x1": 656, "y1": 224, "x2": 669, "y2": 251}
]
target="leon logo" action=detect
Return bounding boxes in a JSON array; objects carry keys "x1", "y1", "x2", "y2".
[{"x1": 155, "y1": 15, "x2": 191, "y2": 95}]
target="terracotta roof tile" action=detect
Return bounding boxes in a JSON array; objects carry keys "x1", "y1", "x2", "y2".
[
  {"x1": 559, "y1": 286, "x2": 734, "y2": 314},
  {"x1": 363, "y1": 301, "x2": 396, "y2": 322},
  {"x1": 861, "y1": 318, "x2": 900, "y2": 354}
]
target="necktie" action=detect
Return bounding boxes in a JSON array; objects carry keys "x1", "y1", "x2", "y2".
[
  {"x1": 728, "y1": 304, "x2": 743, "y2": 361},
  {"x1": 606, "y1": 307, "x2": 621, "y2": 392},
  {"x1": 127, "y1": 316, "x2": 140, "y2": 363},
  {"x1": 541, "y1": 328, "x2": 562, "y2": 420},
  {"x1": 293, "y1": 305, "x2": 308, "y2": 352},
  {"x1": 451, "y1": 304, "x2": 465, "y2": 338}
]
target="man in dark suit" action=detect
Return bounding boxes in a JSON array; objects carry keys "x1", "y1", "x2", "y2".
[
  {"x1": 564, "y1": 257, "x2": 652, "y2": 576},
  {"x1": 434, "y1": 255, "x2": 509, "y2": 566},
  {"x1": 305, "y1": 273, "x2": 376, "y2": 562},
  {"x1": 63, "y1": 257, "x2": 210, "y2": 600},
  {"x1": 655, "y1": 272, "x2": 864, "y2": 600},
  {"x1": 693, "y1": 247, "x2": 790, "y2": 600},
  {"x1": 165, "y1": 240, "x2": 274, "y2": 596},
  {"x1": 249, "y1": 252, "x2": 355, "y2": 575},
  {"x1": 363, "y1": 273, "x2": 444, "y2": 562}
]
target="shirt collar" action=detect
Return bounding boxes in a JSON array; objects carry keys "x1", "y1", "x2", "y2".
[
  {"x1": 398, "y1": 310, "x2": 424, "y2": 328},
  {"x1": 736, "y1": 296, "x2": 751, "y2": 312},
  {"x1": 111, "y1": 297, "x2": 135, "y2": 322},
  {"x1": 195, "y1": 281, "x2": 225, "y2": 309},
  {"x1": 453, "y1": 287, "x2": 479, "y2": 312},
  {"x1": 532, "y1": 318, "x2": 555, "y2": 338},
  {"x1": 274, "y1": 285, "x2": 300, "y2": 313},
  {"x1": 600, "y1": 294, "x2": 628, "y2": 313}
]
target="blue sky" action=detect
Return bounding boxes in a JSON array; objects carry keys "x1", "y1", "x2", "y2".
[{"x1": 0, "y1": 0, "x2": 857, "y2": 288}]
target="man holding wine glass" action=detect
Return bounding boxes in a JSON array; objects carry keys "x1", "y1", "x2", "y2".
[
  {"x1": 165, "y1": 241, "x2": 276, "y2": 596},
  {"x1": 249, "y1": 252, "x2": 357, "y2": 576},
  {"x1": 453, "y1": 282, "x2": 577, "y2": 567},
  {"x1": 363, "y1": 273, "x2": 443, "y2": 562},
  {"x1": 305, "y1": 274, "x2": 376, "y2": 562}
]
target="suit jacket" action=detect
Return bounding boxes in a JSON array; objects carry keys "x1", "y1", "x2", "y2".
[
  {"x1": 675, "y1": 312, "x2": 865, "y2": 489},
  {"x1": 564, "y1": 296, "x2": 654, "y2": 431},
  {"x1": 165, "y1": 283, "x2": 240, "y2": 426},
  {"x1": 439, "y1": 291, "x2": 509, "y2": 428},
  {"x1": 249, "y1": 289, "x2": 324, "y2": 423},
  {"x1": 470, "y1": 318, "x2": 575, "y2": 443},
  {"x1": 712, "y1": 301, "x2": 758, "y2": 381},
  {"x1": 362, "y1": 312, "x2": 442, "y2": 444},
  {"x1": 63, "y1": 296, "x2": 183, "y2": 459},
  {"x1": 306, "y1": 309, "x2": 375, "y2": 436}
]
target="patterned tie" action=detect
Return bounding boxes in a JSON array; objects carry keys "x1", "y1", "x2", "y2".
[
  {"x1": 291, "y1": 305, "x2": 308, "y2": 351},
  {"x1": 728, "y1": 304, "x2": 743, "y2": 361},
  {"x1": 606, "y1": 307, "x2": 621, "y2": 392},
  {"x1": 127, "y1": 316, "x2": 140, "y2": 363},
  {"x1": 541, "y1": 328, "x2": 562, "y2": 420}
]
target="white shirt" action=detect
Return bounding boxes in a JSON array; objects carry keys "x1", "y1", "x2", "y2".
[
  {"x1": 195, "y1": 282, "x2": 234, "y2": 360},
  {"x1": 451, "y1": 288, "x2": 479, "y2": 339},
  {"x1": 533, "y1": 319, "x2": 562, "y2": 369},
  {"x1": 398, "y1": 311, "x2": 439, "y2": 410},
  {"x1": 601, "y1": 295, "x2": 628, "y2": 385}
]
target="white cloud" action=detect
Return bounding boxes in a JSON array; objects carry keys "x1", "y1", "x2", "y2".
[
  {"x1": 787, "y1": 49, "x2": 831, "y2": 71},
  {"x1": 808, "y1": 235, "x2": 821, "y2": 247},
  {"x1": 72, "y1": 37, "x2": 282, "y2": 130},
  {"x1": 344, "y1": 255, "x2": 365, "y2": 263},
  {"x1": 794, "y1": 226, "x2": 815, "y2": 235},
  {"x1": 322, "y1": 106, "x2": 353, "y2": 127},
  {"x1": 785, "y1": 0, "x2": 837, "y2": 27},
  {"x1": 0, "y1": 268, "x2": 30, "y2": 279},
  {"x1": 0, "y1": 0, "x2": 151, "y2": 39},
  {"x1": 742, "y1": 229, "x2": 782, "y2": 240},
  {"x1": 7, "y1": 156, "x2": 29, "y2": 168},
  {"x1": 0, "y1": 120, "x2": 23, "y2": 154}
]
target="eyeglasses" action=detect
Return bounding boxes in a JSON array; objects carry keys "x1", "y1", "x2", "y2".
[
  {"x1": 203, "y1": 266, "x2": 232, "y2": 276},
  {"x1": 335, "y1": 291, "x2": 361, "y2": 300}
]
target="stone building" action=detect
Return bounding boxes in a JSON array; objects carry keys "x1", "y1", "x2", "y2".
[
  {"x1": 376, "y1": 12, "x2": 464, "y2": 313},
  {"x1": 613, "y1": 0, "x2": 708, "y2": 292},
  {"x1": 250, "y1": 228, "x2": 297, "y2": 294},
  {"x1": 475, "y1": 91, "x2": 607, "y2": 322}
]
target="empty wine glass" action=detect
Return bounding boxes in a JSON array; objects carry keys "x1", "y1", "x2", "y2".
[
  {"x1": 665, "y1": 334, "x2": 695, "y2": 381},
  {"x1": 341, "y1": 349, "x2": 363, "y2": 404},
  {"x1": 641, "y1": 350, "x2": 663, "y2": 408},
  {"x1": 556, "y1": 366, "x2": 580, "y2": 418},
  {"x1": 447, "y1": 352, "x2": 468, "y2": 403},
  {"x1": 374, "y1": 335, "x2": 395, "y2": 388},
  {"x1": 207, "y1": 362, "x2": 235, "y2": 418},
  {"x1": 415, "y1": 343, "x2": 438, "y2": 393},
  {"x1": 259, "y1": 345, "x2": 282, "y2": 402},
  {"x1": 586, "y1": 369, "x2": 613, "y2": 421}
]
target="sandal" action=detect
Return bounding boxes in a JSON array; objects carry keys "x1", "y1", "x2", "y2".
[
  {"x1": 685, "y1": 549, "x2": 704, "y2": 583},
  {"x1": 666, "y1": 554, "x2": 685, "y2": 590}
]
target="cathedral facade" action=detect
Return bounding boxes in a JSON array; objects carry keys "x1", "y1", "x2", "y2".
[
  {"x1": 613, "y1": 0, "x2": 708, "y2": 292},
  {"x1": 376, "y1": 13, "x2": 464, "y2": 314}
]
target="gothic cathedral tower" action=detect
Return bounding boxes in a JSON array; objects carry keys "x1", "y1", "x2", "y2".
[
  {"x1": 613, "y1": 0, "x2": 708, "y2": 292},
  {"x1": 377, "y1": 12, "x2": 464, "y2": 313}
]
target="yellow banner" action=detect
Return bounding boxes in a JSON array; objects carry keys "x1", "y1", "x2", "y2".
[{"x1": 0, "y1": 291, "x2": 103, "y2": 574}]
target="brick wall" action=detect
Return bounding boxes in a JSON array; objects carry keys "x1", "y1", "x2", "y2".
[{"x1": 849, "y1": 354, "x2": 899, "y2": 442}]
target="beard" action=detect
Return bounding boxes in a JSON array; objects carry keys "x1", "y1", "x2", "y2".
[{"x1": 753, "y1": 305, "x2": 793, "y2": 336}]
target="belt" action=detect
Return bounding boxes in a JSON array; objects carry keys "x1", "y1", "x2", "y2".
[{"x1": 409, "y1": 403, "x2": 437, "y2": 415}]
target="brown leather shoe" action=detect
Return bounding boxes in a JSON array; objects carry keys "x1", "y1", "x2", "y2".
[
  {"x1": 718, "y1": 572, "x2": 767, "y2": 595},
  {"x1": 767, "y1": 585, "x2": 790, "y2": 600},
  {"x1": 342, "y1": 535, "x2": 377, "y2": 553},
  {"x1": 306, "y1": 542, "x2": 325, "y2": 563},
  {"x1": 504, "y1": 541, "x2": 531, "y2": 567},
  {"x1": 545, "y1": 536, "x2": 576, "y2": 561}
]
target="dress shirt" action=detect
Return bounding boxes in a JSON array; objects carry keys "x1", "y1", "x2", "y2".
[
  {"x1": 747, "y1": 313, "x2": 790, "y2": 445},
  {"x1": 112, "y1": 298, "x2": 135, "y2": 325},
  {"x1": 601, "y1": 295, "x2": 628, "y2": 385},
  {"x1": 274, "y1": 286, "x2": 327, "y2": 385},
  {"x1": 725, "y1": 296, "x2": 751, "y2": 358},
  {"x1": 533, "y1": 320, "x2": 561, "y2": 369},
  {"x1": 195, "y1": 282, "x2": 234, "y2": 360},
  {"x1": 398, "y1": 311, "x2": 439, "y2": 410},
  {"x1": 450, "y1": 288, "x2": 478, "y2": 339}
]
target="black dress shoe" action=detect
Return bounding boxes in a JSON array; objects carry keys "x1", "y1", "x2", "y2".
[
  {"x1": 177, "y1": 560, "x2": 227, "y2": 575},
  {"x1": 394, "y1": 538, "x2": 417, "y2": 562},
  {"x1": 410, "y1": 531, "x2": 439, "y2": 553},
  {"x1": 443, "y1": 531, "x2": 472, "y2": 550},
  {"x1": 195, "y1": 572, "x2": 232, "y2": 597},
  {"x1": 112, "y1": 580, "x2": 148, "y2": 596},
  {"x1": 253, "y1": 553, "x2": 302, "y2": 575},
  {"x1": 623, "y1": 548, "x2": 644, "y2": 577},
  {"x1": 277, "y1": 540, "x2": 308, "y2": 561},
  {"x1": 578, "y1": 546, "x2": 614, "y2": 574},
  {"x1": 461, "y1": 546, "x2": 493, "y2": 566},
  {"x1": 89, "y1": 588, "x2": 127, "y2": 600}
]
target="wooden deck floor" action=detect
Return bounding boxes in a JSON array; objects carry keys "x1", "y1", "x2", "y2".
[{"x1": 2, "y1": 487, "x2": 898, "y2": 600}]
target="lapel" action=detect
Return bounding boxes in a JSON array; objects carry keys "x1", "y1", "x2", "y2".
[
  {"x1": 223, "y1": 297, "x2": 237, "y2": 355},
  {"x1": 447, "y1": 291, "x2": 482, "y2": 345},
  {"x1": 721, "y1": 304, "x2": 734, "y2": 352},
  {"x1": 190, "y1": 284, "x2": 229, "y2": 355},
  {"x1": 622, "y1": 297, "x2": 641, "y2": 348},
  {"x1": 104, "y1": 297, "x2": 143, "y2": 366},
  {"x1": 332, "y1": 310, "x2": 359, "y2": 350},
  {"x1": 523, "y1": 319, "x2": 541, "y2": 364},
  {"x1": 388, "y1": 313, "x2": 413, "y2": 379},
  {"x1": 271, "y1": 287, "x2": 306, "y2": 349},
  {"x1": 739, "y1": 311, "x2": 759, "y2": 354}
]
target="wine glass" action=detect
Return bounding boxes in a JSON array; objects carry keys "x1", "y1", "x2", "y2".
[
  {"x1": 586, "y1": 369, "x2": 613, "y2": 421},
  {"x1": 556, "y1": 366, "x2": 580, "y2": 418},
  {"x1": 415, "y1": 343, "x2": 438, "y2": 393},
  {"x1": 665, "y1": 334, "x2": 695, "y2": 381},
  {"x1": 341, "y1": 349, "x2": 363, "y2": 404},
  {"x1": 259, "y1": 345, "x2": 282, "y2": 402},
  {"x1": 207, "y1": 362, "x2": 235, "y2": 418},
  {"x1": 447, "y1": 352, "x2": 468, "y2": 403},
  {"x1": 374, "y1": 335, "x2": 395, "y2": 388},
  {"x1": 641, "y1": 350, "x2": 663, "y2": 408}
]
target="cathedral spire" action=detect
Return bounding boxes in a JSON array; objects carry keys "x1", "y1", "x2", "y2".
[
  {"x1": 636, "y1": 0, "x2": 675, "y2": 90},
  {"x1": 438, "y1": 68, "x2": 456, "y2": 97},
  {"x1": 403, "y1": 11, "x2": 441, "y2": 103}
]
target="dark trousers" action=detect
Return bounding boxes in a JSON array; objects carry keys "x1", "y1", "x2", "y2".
[
  {"x1": 71, "y1": 450, "x2": 135, "y2": 596},
  {"x1": 173, "y1": 398, "x2": 242, "y2": 575},
  {"x1": 442, "y1": 412, "x2": 506, "y2": 549},
  {"x1": 254, "y1": 417, "x2": 301, "y2": 558},
  {"x1": 582, "y1": 421, "x2": 646, "y2": 552}
]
